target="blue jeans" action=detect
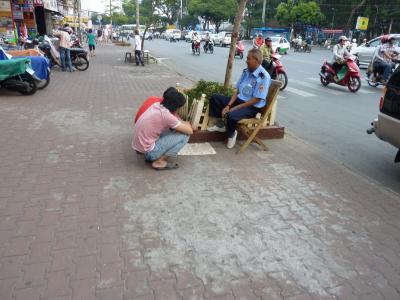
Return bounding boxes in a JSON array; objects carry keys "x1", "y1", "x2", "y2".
[
  {"x1": 376, "y1": 61, "x2": 395, "y2": 80},
  {"x1": 144, "y1": 130, "x2": 189, "y2": 162},
  {"x1": 209, "y1": 94, "x2": 261, "y2": 138},
  {"x1": 135, "y1": 50, "x2": 144, "y2": 65},
  {"x1": 60, "y1": 47, "x2": 73, "y2": 72}
]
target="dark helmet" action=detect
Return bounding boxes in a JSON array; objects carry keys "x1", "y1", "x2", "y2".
[
  {"x1": 265, "y1": 37, "x2": 272, "y2": 42},
  {"x1": 381, "y1": 35, "x2": 390, "y2": 43},
  {"x1": 32, "y1": 39, "x2": 39, "y2": 46}
]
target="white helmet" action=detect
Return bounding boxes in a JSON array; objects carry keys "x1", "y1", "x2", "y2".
[
  {"x1": 338, "y1": 35, "x2": 348, "y2": 43},
  {"x1": 352, "y1": 39, "x2": 356, "y2": 43}
]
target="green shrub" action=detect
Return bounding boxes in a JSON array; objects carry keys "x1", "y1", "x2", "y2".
[{"x1": 185, "y1": 80, "x2": 235, "y2": 106}]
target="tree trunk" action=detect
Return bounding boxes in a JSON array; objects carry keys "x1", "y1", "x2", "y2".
[
  {"x1": 345, "y1": 0, "x2": 366, "y2": 31},
  {"x1": 223, "y1": 0, "x2": 248, "y2": 91},
  {"x1": 141, "y1": 26, "x2": 148, "y2": 52},
  {"x1": 136, "y1": 0, "x2": 140, "y2": 30}
]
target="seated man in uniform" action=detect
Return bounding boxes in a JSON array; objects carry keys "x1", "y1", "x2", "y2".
[{"x1": 207, "y1": 49, "x2": 271, "y2": 149}]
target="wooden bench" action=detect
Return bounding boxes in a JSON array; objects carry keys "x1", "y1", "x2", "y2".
[{"x1": 237, "y1": 79, "x2": 282, "y2": 154}]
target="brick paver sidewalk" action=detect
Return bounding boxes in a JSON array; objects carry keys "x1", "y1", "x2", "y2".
[{"x1": 0, "y1": 44, "x2": 399, "y2": 300}]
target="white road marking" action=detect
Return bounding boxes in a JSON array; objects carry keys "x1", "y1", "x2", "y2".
[
  {"x1": 290, "y1": 79, "x2": 346, "y2": 96},
  {"x1": 307, "y1": 77, "x2": 375, "y2": 94},
  {"x1": 285, "y1": 86, "x2": 316, "y2": 97}
]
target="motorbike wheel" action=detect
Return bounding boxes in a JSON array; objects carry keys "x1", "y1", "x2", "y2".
[
  {"x1": 73, "y1": 56, "x2": 89, "y2": 71},
  {"x1": 366, "y1": 72, "x2": 379, "y2": 88},
  {"x1": 210, "y1": 45, "x2": 214, "y2": 54},
  {"x1": 277, "y1": 72, "x2": 288, "y2": 91},
  {"x1": 196, "y1": 48, "x2": 200, "y2": 56},
  {"x1": 37, "y1": 73, "x2": 51, "y2": 90},
  {"x1": 240, "y1": 53, "x2": 243, "y2": 59},
  {"x1": 320, "y1": 72, "x2": 330, "y2": 86},
  {"x1": 348, "y1": 76, "x2": 361, "y2": 93},
  {"x1": 18, "y1": 75, "x2": 37, "y2": 96}
]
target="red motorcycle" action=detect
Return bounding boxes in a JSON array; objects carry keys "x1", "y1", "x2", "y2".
[
  {"x1": 262, "y1": 53, "x2": 288, "y2": 90},
  {"x1": 192, "y1": 41, "x2": 200, "y2": 56},
  {"x1": 319, "y1": 56, "x2": 361, "y2": 93},
  {"x1": 235, "y1": 40, "x2": 245, "y2": 59}
]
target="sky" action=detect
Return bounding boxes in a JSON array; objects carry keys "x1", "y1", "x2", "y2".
[{"x1": 81, "y1": 0, "x2": 107, "y2": 13}]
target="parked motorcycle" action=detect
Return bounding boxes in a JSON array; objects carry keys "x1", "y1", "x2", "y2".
[
  {"x1": 235, "y1": 40, "x2": 245, "y2": 59},
  {"x1": 262, "y1": 53, "x2": 288, "y2": 91},
  {"x1": 319, "y1": 56, "x2": 361, "y2": 93},
  {"x1": 366, "y1": 58, "x2": 400, "y2": 87},
  {"x1": 39, "y1": 36, "x2": 89, "y2": 71},
  {"x1": 203, "y1": 40, "x2": 214, "y2": 54},
  {"x1": 192, "y1": 41, "x2": 201, "y2": 56},
  {"x1": 0, "y1": 58, "x2": 39, "y2": 95},
  {"x1": 7, "y1": 51, "x2": 51, "y2": 90}
]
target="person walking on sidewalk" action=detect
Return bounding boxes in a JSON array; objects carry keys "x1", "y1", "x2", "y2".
[
  {"x1": 53, "y1": 24, "x2": 73, "y2": 72},
  {"x1": 207, "y1": 49, "x2": 271, "y2": 149},
  {"x1": 134, "y1": 29, "x2": 145, "y2": 66},
  {"x1": 87, "y1": 29, "x2": 96, "y2": 57},
  {"x1": 132, "y1": 88, "x2": 193, "y2": 170}
]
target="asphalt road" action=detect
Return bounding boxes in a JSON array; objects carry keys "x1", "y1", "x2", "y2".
[{"x1": 144, "y1": 39, "x2": 400, "y2": 194}]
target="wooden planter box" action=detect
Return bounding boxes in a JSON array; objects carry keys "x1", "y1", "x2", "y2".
[{"x1": 175, "y1": 82, "x2": 285, "y2": 143}]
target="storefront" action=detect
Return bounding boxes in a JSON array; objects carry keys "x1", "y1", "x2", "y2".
[
  {"x1": 0, "y1": 0, "x2": 16, "y2": 43},
  {"x1": 42, "y1": 0, "x2": 62, "y2": 34},
  {"x1": 11, "y1": 0, "x2": 38, "y2": 39}
]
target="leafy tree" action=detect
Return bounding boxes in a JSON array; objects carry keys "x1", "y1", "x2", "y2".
[
  {"x1": 188, "y1": 0, "x2": 237, "y2": 32},
  {"x1": 243, "y1": 0, "x2": 264, "y2": 38},
  {"x1": 276, "y1": 0, "x2": 324, "y2": 26}
]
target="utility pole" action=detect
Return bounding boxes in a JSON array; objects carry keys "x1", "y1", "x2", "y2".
[
  {"x1": 136, "y1": 0, "x2": 140, "y2": 30},
  {"x1": 110, "y1": 0, "x2": 112, "y2": 25},
  {"x1": 262, "y1": 0, "x2": 266, "y2": 25},
  {"x1": 77, "y1": 0, "x2": 81, "y2": 39}
]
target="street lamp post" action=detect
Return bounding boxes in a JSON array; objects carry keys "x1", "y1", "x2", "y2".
[{"x1": 331, "y1": 8, "x2": 335, "y2": 28}]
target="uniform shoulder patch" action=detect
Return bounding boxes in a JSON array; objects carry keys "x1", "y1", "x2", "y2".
[{"x1": 258, "y1": 72, "x2": 265, "y2": 79}]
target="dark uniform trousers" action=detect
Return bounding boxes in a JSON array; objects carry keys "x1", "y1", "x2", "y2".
[{"x1": 209, "y1": 94, "x2": 261, "y2": 138}]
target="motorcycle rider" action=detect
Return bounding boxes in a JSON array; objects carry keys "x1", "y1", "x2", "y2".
[
  {"x1": 296, "y1": 35, "x2": 303, "y2": 51},
  {"x1": 372, "y1": 35, "x2": 398, "y2": 84},
  {"x1": 351, "y1": 38, "x2": 358, "y2": 51},
  {"x1": 204, "y1": 32, "x2": 211, "y2": 51},
  {"x1": 260, "y1": 37, "x2": 274, "y2": 74},
  {"x1": 304, "y1": 35, "x2": 312, "y2": 51},
  {"x1": 332, "y1": 35, "x2": 350, "y2": 81},
  {"x1": 253, "y1": 34, "x2": 264, "y2": 49},
  {"x1": 191, "y1": 32, "x2": 200, "y2": 51}
]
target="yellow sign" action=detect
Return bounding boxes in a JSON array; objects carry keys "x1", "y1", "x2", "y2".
[
  {"x1": 63, "y1": 16, "x2": 89, "y2": 24},
  {"x1": 356, "y1": 17, "x2": 369, "y2": 30},
  {"x1": 167, "y1": 24, "x2": 176, "y2": 30}
]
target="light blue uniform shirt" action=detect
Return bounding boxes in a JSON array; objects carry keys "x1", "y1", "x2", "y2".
[{"x1": 236, "y1": 65, "x2": 271, "y2": 108}]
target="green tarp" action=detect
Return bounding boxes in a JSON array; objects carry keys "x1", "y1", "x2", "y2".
[
  {"x1": 337, "y1": 65, "x2": 348, "y2": 81},
  {"x1": 0, "y1": 58, "x2": 30, "y2": 81}
]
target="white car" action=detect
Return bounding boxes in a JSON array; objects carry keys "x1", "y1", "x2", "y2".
[
  {"x1": 270, "y1": 36, "x2": 290, "y2": 54},
  {"x1": 351, "y1": 34, "x2": 400, "y2": 68},
  {"x1": 214, "y1": 32, "x2": 232, "y2": 47},
  {"x1": 185, "y1": 30, "x2": 197, "y2": 42}
]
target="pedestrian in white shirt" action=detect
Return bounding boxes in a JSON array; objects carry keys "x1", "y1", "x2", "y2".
[{"x1": 134, "y1": 29, "x2": 144, "y2": 66}]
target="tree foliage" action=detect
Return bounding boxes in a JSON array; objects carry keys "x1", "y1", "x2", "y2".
[
  {"x1": 276, "y1": 0, "x2": 324, "y2": 26},
  {"x1": 188, "y1": 0, "x2": 237, "y2": 32}
]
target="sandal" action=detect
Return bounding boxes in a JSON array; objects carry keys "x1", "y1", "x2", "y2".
[{"x1": 153, "y1": 161, "x2": 179, "y2": 171}]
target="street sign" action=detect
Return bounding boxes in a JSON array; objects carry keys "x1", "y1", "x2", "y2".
[
  {"x1": 356, "y1": 17, "x2": 369, "y2": 30},
  {"x1": 97, "y1": 15, "x2": 102, "y2": 22}
]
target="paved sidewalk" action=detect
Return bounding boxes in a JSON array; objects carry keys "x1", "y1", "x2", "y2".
[{"x1": 0, "y1": 44, "x2": 400, "y2": 300}]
